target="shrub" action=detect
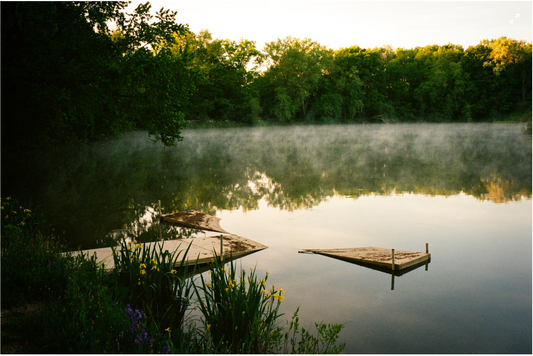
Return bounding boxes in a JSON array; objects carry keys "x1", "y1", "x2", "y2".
[
  {"x1": 1, "y1": 199, "x2": 65, "y2": 307},
  {"x1": 36, "y1": 264, "x2": 127, "y2": 353}
]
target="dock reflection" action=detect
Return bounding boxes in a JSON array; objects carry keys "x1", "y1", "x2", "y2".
[{"x1": 301, "y1": 250, "x2": 431, "y2": 290}]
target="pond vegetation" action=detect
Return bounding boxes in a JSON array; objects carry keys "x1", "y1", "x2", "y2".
[{"x1": 0, "y1": 198, "x2": 345, "y2": 353}]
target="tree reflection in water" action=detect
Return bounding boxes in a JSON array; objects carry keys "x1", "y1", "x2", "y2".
[{"x1": 3, "y1": 123, "x2": 530, "y2": 249}]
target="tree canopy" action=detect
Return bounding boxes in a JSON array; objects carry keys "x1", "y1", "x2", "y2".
[
  {"x1": 255, "y1": 38, "x2": 531, "y2": 123},
  {"x1": 2, "y1": 1, "x2": 531, "y2": 149},
  {"x1": 2, "y1": 1, "x2": 189, "y2": 148}
]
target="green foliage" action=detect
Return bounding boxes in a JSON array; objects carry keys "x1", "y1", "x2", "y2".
[
  {"x1": 0, "y1": 228, "x2": 62, "y2": 307},
  {"x1": 195, "y1": 255, "x2": 285, "y2": 353},
  {"x1": 1, "y1": 199, "x2": 64, "y2": 307},
  {"x1": 411, "y1": 44, "x2": 467, "y2": 121},
  {"x1": 245, "y1": 97, "x2": 264, "y2": 125},
  {"x1": 2, "y1": 0, "x2": 529, "y2": 148},
  {"x1": 255, "y1": 36, "x2": 530, "y2": 124},
  {"x1": 2, "y1": 1, "x2": 189, "y2": 148},
  {"x1": 35, "y1": 255, "x2": 129, "y2": 353},
  {"x1": 273, "y1": 87, "x2": 298, "y2": 121},
  {"x1": 283, "y1": 308, "x2": 346, "y2": 354},
  {"x1": 1, "y1": 0, "x2": 530, "y2": 149},
  {"x1": 312, "y1": 92, "x2": 344, "y2": 122},
  {"x1": 1, "y1": 199, "x2": 347, "y2": 353},
  {"x1": 1, "y1": 197, "x2": 39, "y2": 233},
  {"x1": 111, "y1": 240, "x2": 196, "y2": 333},
  {"x1": 259, "y1": 37, "x2": 328, "y2": 121},
  {"x1": 166, "y1": 29, "x2": 261, "y2": 123}
]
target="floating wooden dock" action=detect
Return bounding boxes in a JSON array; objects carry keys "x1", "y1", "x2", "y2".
[
  {"x1": 300, "y1": 246, "x2": 431, "y2": 275},
  {"x1": 69, "y1": 234, "x2": 268, "y2": 271},
  {"x1": 68, "y1": 210, "x2": 267, "y2": 271},
  {"x1": 160, "y1": 210, "x2": 229, "y2": 233}
]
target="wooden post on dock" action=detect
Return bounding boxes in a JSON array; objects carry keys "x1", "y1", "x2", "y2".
[
  {"x1": 391, "y1": 249, "x2": 395, "y2": 271},
  {"x1": 158, "y1": 200, "x2": 162, "y2": 240},
  {"x1": 220, "y1": 234, "x2": 224, "y2": 261},
  {"x1": 425, "y1": 243, "x2": 429, "y2": 271}
]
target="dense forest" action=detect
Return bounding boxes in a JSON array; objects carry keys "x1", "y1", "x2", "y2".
[{"x1": 2, "y1": 1, "x2": 532, "y2": 148}]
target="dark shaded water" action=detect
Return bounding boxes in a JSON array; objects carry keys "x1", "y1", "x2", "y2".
[{"x1": 2, "y1": 123, "x2": 531, "y2": 353}]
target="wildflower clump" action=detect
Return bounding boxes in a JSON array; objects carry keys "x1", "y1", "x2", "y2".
[
  {"x1": 195, "y1": 255, "x2": 284, "y2": 353},
  {"x1": 1, "y1": 197, "x2": 36, "y2": 231},
  {"x1": 124, "y1": 304, "x2": 154, "y2": 349},
  {"x1": 161, "y1": 342, "x2": 172, "y2": 354},
  {"x1": 111, "y1": 240, "x2": 196, "y2": 335}
]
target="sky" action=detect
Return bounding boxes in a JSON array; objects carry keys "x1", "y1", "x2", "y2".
[{"x1": 127, "y1": 1, "x2": 532, "y2": 51}]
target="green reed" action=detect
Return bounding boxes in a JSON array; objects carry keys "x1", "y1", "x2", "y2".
[
  {"x1": 111, "y1": 239, "x2": 197, "y2": 334},
  {"x1": 283, "y1": 307, "x2": 346, "y2": 354},
  {"x1": 195, "y1": 254, "x2": 285, "y2": 353}
]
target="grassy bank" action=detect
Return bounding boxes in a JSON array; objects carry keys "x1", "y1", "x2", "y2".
[{"x1": 1, "y1": 197, "x2": 345, "y2": 354}]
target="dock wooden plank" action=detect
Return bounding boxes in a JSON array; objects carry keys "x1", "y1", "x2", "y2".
[
  {"x1": 160, "y1": 210, "x2": 229, "y2": 233},
  {"x1": 68, "y1": 234, "x2": 267, "y2": 271},
  {"x1": 301, "y1": 247, "x2": 430, "y2": 271}
]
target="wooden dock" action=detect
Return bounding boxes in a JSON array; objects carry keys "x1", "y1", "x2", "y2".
[
  {"x1": 69, "y1": 234, "x2": 268, "y2": 271},
  {"x1": 300, "y1": 246, "x2": 431, "y2": 275},
  {"x1": 160, "y1": 210, "x2": 229, "y2": 233}
]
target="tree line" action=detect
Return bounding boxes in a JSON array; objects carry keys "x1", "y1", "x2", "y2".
[{"x1": 2, "y1": 1, "x2": 531, "y2": 148}]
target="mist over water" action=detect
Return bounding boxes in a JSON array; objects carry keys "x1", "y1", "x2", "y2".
[{"x1": 2, "y1": 123, "x2": 531, "y2": 353}]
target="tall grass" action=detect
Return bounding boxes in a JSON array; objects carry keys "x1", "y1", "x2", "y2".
[
  {"x1": 32, "y1": 253, "x2": 129, "y2": 353},
  {"x1": 195, "y1": 254, "x2": 285, "y2": 353},
  {"x1": 111, "y1": 239, "x2": 197, "y2": 334},
  {"x1": 283, "y1": 308, "x2": 346, "y2": 354}
]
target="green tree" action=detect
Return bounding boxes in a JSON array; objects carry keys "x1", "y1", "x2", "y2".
[
  {"x1": 413, "y1": 44, "x2": 467, "y2": 121},
  {"x1": 382, "y1": 47, "x2": 425, "y2": 120},
  {"x1": 462, "y1": 41, "x2": 500, "y2": 120},
  {"x1": 310, "y1": 51, "x2": 364, "y2": 122},
  {"x1": 166, "y1": 29, "x2": 261, "y2": 123},
  {"x1": 483, "y1": 37, "x2": 532, "y2": 107},
  {"x1": 334, "y1": 46, "x2": 388, "y2": 119},
  {"x1": 259, "y1": 37, "x2": 328, "y2": 121},
  {"x1": 2, "y1": 1, "x2": 190, "y2": 149}
]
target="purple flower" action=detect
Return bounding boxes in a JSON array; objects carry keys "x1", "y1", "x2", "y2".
[
  {"x1": 124, "y1": 304, "x2": 153, "y2": 348},
  {"x1": 161, "y1": 343, "x2": 172, "y2": 354},
  {"x1": 144, "y1": 336, "x2": 153, "y2": 347}
]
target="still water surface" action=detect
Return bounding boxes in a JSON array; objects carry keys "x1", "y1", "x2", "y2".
[{"x1": 3, "y1": 123, "x2": 531, "y2": 353}]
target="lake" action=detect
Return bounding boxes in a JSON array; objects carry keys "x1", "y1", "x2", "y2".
[{"x1": 2, "y1": 123, "x2": 531, "y2": 353}]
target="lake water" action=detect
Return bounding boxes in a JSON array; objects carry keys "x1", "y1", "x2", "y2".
[{"x1": 3, "y1": 123, "x2": 531, "y2": 353}]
